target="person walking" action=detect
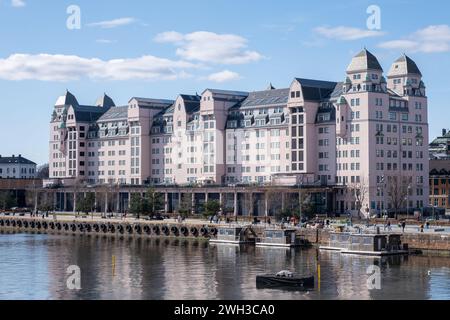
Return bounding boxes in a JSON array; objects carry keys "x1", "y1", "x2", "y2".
[{"x1": 401, "y1": 221, "x2": 406, "y2": 233}]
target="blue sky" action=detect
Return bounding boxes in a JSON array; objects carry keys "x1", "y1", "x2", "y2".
[{"x1": 0, "y1": 0, "x2": 449, "y2": 165}]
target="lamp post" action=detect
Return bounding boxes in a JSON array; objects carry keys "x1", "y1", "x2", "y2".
[
  {"x1": 406, "y1": 184, "x2": 412, "y2": 218},
  {"x1": 379, "y1": 175, "x2": 386, "y2": 217}
]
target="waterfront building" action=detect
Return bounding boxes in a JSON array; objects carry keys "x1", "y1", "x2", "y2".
[
  {"x1": 429, "y1": 129, "x2": 450, "y2": 159},
  {"x1": 0, "y1": 154, "x2": 37, "y2": 179},
  {"x1": 429, "y1": 159, "x2": 450, "y2": 213},
  {"x1": 47, "y1": 49, "x2": 429, "y2": 217}
]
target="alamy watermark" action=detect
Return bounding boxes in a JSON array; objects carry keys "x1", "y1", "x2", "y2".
[
  {"x1": 366, "y1": 5, "x2": 381, "y2": 30},
  {"x1": 366, "y1": 265, "x2": 381, "y2": 290},
  {"x1": 66, "y1": 5, "x2": 81, "y2": 30},
  {"x1": 66, "y1": 265, "x2": 81, "y2": 290}
]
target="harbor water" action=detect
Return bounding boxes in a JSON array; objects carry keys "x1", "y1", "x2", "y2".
[{"x1": 0, "y1": 232, "x2": 449, "y2": 300}]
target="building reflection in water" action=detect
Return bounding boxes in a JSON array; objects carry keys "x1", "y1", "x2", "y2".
[{"x1": 2, "y1": 232, "x2": 449, "y2": 300}]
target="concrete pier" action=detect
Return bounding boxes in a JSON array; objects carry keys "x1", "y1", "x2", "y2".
[{"x1": 0, "y1": 216, "x2": 218, "y2": 240}]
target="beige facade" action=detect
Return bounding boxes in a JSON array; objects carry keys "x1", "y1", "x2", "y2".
[{"x1": 48, "y1": 49, "x2": 429, "y2": 217}]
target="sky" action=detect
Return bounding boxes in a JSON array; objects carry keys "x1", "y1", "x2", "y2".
[{"x1": 0, "y1": 0, "x2": 449, "y2": 166}]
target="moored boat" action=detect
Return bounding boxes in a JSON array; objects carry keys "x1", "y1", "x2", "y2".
[
  {"x1": 256, "y1": 229, "x2": 310, "y2": 248},
  {"x1": 256, "y1": 270, "x2": 314, "y2": 289}
]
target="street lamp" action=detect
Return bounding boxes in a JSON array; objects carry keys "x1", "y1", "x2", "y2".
[
  {"x1": 406, "y1": 184, "x2": 412, "y2": 218},
  {"x1": 378, "y1": 175, "x2": 386, "y2": 217}
]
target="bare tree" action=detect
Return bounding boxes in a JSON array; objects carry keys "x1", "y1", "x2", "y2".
[
  {"x1": 386, "y1": 175, "x2": 410, "y2": 219},
  {"x1": 36, "y1": 164, "x2": 49, "y2": 179},
  {"x1": 349, "y1": 179, "x2": 369, "y2": 219}
]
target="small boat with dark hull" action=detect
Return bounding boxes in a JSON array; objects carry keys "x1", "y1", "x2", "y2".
[{"x1": 256, "y1": 271, "x2": 314, "y2": 289}]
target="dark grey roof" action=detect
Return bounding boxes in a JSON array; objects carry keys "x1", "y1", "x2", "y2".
[
  {"x1": 241, "y1": 88, "x2": 290, "y2": 108},
  {"x1": 0, "y1": 155, "x2": 36, "y2": 165},
  {"x1": 74, "y1": 105, "x2": 107, "y2": 122},
  {"x1": 130, "y1": 97, "x2": 174, "y2": 108},
  {"x1": 347, "y1": 49, "x2": 383, "y2": 72},
  {"x1": 394, "y1": 55, "x2": 422, "y2": 76},
  {"x1": 316, "y1": 107, "x2": 336, "y2": 124},
  {"x1": 180, "y1": 94, "x2": 201, "y2": 113},
  {"x1": 154, "y1": 105, "x2": 175, "y2": 118},
  {"x1": 97, "y1": 106, "x2": 129, "y2": 122},
  {"x1": 96, "y1": 93, "x2": 116, "y2": 108},
  {"x1": 204, "y1": 89, "x2": 249, "y2": 97},
  {"x1": 329, "y1": 82, "x2": 344, "y2": 100},
  {"x1": 55, "y1": 90, "x2": 79, "y2": 107},
  {"x1": 295, "y1": 78, "x2": 338, "y2": 101},
  {"x1": 430, "y1": 131, "x2": 450, "y2": 146}
]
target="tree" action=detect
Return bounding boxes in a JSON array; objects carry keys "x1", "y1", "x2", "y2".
[
  {"x1": 178, "y1": 193, "x2": 193, "y2": 217},
  {"x1": 36, "y1": 164, "x2": 49, "y2": 179},
  {"x1": 76, "y1": 193, "x2": 95, "y2": 215},
  {"x1": 265, "y1": 187, "x2": 282, "y2": 217},
  {"x1": 0, "y1": 191, "x2": 17, "y2": 210},
  {"x1": 146, "y1": 188, "x2": 163, "y2": 216},
  {"x1": 204, "y1": 200, "x2": 220, "y2": 218},
  {"x1": 129, "y1": 193, "x2": 144, "y2": 219},
  {"x1": 349, "y1": 179, "x2": 369, "y2": 219},
  {"x1": 387, "y1": 175, "x2": 410, "y2": 219}
]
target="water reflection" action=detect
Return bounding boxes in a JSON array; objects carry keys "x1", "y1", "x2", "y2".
[{"x1": 0, "y1": 232, "x2": 449, "y2": 300}]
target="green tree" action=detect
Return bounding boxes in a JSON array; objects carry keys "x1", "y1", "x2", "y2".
[
  {"x1": 146, "y1": 188, "x2": 163, "y2": 216},
  {"x1": 129, "y1": 193, "x2": 144, "y2": 219},
  {"x1": 204, "y1": 200, "x2": 221, "y2": 218},
  {"x1": 0, "y1": 191, "x2": 17, "y2": 210},
  {"x1": 76, "y1": 193, "x2": 95, "y2": 215}
]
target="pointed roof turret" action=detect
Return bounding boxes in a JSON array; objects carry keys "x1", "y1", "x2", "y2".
[
  {"x1": 267, "y1": 83, "x2": 276, "y2": 90},
  {"x1": 95, "y1": 93, "x2": 116, "y2": 108},
  {"x1": 55, "y1": 90, "x2": 79, "y2": 107},
  {"x1": 347, "y1": 49, "x2": 383, "y2": 73},
  {"x1": 388, "y1": 54, "x2": 422, "y2": 77}
]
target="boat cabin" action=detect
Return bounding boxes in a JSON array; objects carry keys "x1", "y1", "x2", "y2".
[
  {"x1": 321, "y1": 232, "x2": 408, "y2": 256},
  {"x1": 209, "y1": 226, "x2": 255, "y2": 244},
  {"x1": 256, "y1": 229, "x2": 308, "y2": 248}
]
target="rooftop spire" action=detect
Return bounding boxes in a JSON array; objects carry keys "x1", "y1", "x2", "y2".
[{"x1": 347, "y1": 48, "x2": 383, "y2": 73}]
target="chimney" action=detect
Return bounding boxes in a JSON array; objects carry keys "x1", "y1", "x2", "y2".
[
  {"x1": 18, "y1": 154, "x2": 21, "y2": 157},
  {"x1": 443, "y1": 129, "x2": 447, "y2": 136},
  {"x1": 12, "y1": 154, "x2": 15, "y2": 158}
]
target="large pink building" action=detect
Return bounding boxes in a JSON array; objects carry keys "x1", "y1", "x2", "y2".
[{"x1": 48, "y1": 49, "x2": 429, "y2": 217}]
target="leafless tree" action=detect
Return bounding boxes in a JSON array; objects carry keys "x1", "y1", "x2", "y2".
[
  {"x1": 349, "y1": 178, "x2": 369, "y2": 218},
  {"x1": 386, "y1": 175, "x2": 411, "y2": 219}
]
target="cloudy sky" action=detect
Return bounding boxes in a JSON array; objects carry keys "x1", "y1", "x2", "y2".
[{"x1": 0, "y1": 0, "x2": 449, "y2": 165}]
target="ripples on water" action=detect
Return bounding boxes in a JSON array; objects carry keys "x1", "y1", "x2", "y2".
[{"x1": 0, "y1": 232, "x2": 449, "y2": 300}]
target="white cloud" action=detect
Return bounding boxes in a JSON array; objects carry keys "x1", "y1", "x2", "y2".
[
  {"x1": 154, "y1": 31, "x2": 263, "y2": 64},
  {"x1": 378, "y1": 25, "x2": 450, "y2": 53},
  {"x1": 87, "y1": 17, "x2": 136, "y2": 29},
  {"x1": 96, "y1": 39, "x2": 117, "y2": 44},
  {"x1": 314, "y1": 26, "x2": 385, "y2": 40},
  {"x1": 207, "y1": 70, "x2": 241, "y2": 83},
  {"x1": 0, "y1": 53, "x2": 198, "y2": 82},
  {"x1": 154, "y1": 31, "x2": 185, "y2": 44},
  {"x1": 11, "y1": 0, "x2": 26, "y2": 7}
]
